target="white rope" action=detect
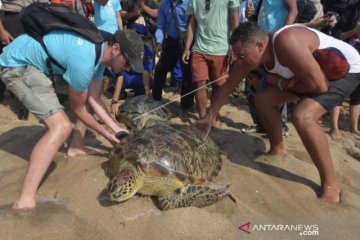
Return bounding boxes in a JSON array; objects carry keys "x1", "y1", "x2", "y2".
[{"x1": 133, "y1": 74, "x2": 229, "y2": 121}]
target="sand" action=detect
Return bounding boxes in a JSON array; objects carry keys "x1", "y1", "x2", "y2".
[{"x1": 0, "y1": 88, "x2": 359, "y2": 240}]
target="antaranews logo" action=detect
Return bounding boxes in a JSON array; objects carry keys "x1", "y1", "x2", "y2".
[{"x1": 239, "y1": 221, "x2": 319, "y2": 236}]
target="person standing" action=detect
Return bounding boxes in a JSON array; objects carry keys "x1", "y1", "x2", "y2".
[
  {"x1": 152, "y1": 0, "x2": 194, "y2": 109},
  {"x1": 182, "y1": 0, "x2": 239, "y2": 120}
]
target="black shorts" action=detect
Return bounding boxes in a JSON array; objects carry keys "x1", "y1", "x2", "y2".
[
  {"x1": 349, "y1": 82, "x2": 360, "y2": 105},
  {"x1": 299, "y1": 73, "x2": 360, "y2": 111}
]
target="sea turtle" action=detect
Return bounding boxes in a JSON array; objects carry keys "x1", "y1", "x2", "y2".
[
  {"x1": 116, "y1": 95, "x2": 171, "y2": 131},
  {"x1": 106, "y1": 123, "x2": 232, "y2": 210}
]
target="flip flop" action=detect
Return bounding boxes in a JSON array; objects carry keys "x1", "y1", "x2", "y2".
[{"x1": 241, "y1": 125, "x2": 264, "y2": 134}]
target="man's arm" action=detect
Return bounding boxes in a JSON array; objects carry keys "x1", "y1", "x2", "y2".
[
  {"x1": 229, "y1": 7, "x2": 239, "y2": 31},
  {"x1": 122, "y1": 4, "x2": 141, "y2": 21},
  {"x1": 284, "y1": 0, "x2": 298, "y2": 25},
  {"x1": 0, "y1": 19, "x2": 13, "y2": 45},
  {"x1": 68, "y1": 84, "x2": 119, "y2": 145},
  {"x1": 116, "y1": 11, "x2": 124, "y2": 30},
  {"x1": 182, "y1": 15, "x2": 196, "y2": 64},
  {"x1": 275, "y1": 28, "x2": 329, "y2": 94},
  {"x1": 139, "y1": 0, "x2": 158, "y2": 19},
  {"x1": 196, "y1": 61, "x2": 251, "y2": 128},
  {"x1": 87, "y1": 79, "x2": 125, "y2": 133}
]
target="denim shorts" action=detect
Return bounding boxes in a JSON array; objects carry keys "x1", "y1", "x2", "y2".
[
  {"x1": 0, "y1": 65, "x2": 64, "y2": 121},
  {"x1": 299, "y1": 73, "x2": 360, "y2": 111}
]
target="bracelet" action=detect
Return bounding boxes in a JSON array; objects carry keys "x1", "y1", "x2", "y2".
[
  {"x1": 111, "y1": 99, "x2": 119, "y2": 104},
  {"x1": 277, "y1": 78, "x2": 283, "y2": 91}
]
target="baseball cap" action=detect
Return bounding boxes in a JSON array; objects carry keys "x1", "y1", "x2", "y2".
[
  {"x1": 113, "y1": 30, "x2": 144, "y2": 73},
  {"x1": 313, "y1": 47, "x2": 350, "y2": 80}
]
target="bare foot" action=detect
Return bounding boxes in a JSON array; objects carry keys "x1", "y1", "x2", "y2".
[
  {"x1": 67, "y1": 146, "x2": 107, "y2": 157},
  {"x1": 320, "y1": 185, "x2": 341, "y2": 204},
  {"x1": 266, "y1": 145, "x2": 287, "y2": 155},
  {"x1": 12, "y1": 198, "x2": 36, "y2": 210},
  {"x1": 330, "y1": 130, "x2": 342, "y2": 141}
]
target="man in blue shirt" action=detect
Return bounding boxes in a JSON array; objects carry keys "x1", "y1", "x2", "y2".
[
  {"x1": 152, "y1": 0, "x2": 194, "y2": 109},
  {"x1": 0, "y1": 29, "x2": 144, "y2": 210}
]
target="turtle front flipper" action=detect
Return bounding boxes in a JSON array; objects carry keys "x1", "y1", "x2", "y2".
[{"x1": 158, "y1": 184, "x2": 233, "y2": 210}]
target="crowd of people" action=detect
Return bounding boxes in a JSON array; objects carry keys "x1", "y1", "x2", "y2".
[{"x1": 0, "y1": 0, "x2": 359, "y2": 210}]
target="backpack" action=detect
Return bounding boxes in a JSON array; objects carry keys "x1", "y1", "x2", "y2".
[{"x1": 19, "y1": 2, "x2": 104, "y2": 87}]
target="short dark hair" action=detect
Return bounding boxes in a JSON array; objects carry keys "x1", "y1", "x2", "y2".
[{"x1": 229, "y1": 22, "x2": 267, "y2": 47}]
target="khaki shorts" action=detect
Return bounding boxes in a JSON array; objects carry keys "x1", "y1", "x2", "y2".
[
  {"x1": 0, "y1": 65, "x2": 64, "y2": 121},
  {"x1": 191, "y1": 52, "x2": 229, "y2": 86}
]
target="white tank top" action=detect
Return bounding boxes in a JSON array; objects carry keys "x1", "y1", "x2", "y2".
[{"x1": 265, "y1": 24, "x2": 360, "y2": 78}]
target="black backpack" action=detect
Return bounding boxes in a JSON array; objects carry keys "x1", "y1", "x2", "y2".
[{"x1": 20, "y1": 2, "x2": 104, "y2": 86}]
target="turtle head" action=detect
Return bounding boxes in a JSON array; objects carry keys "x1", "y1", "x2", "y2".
[{"x1": 107, "y1": 163, "x2": 142, "y2": 202}]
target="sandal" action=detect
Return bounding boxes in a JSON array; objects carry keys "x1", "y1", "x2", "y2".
[{"x1": 241, "y1": 125, "x2": 264, "y2": 134}]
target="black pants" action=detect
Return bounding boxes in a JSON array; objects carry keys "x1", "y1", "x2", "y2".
[{"x1": 152, "y1": 37, "x2": 194, "y2": 109}]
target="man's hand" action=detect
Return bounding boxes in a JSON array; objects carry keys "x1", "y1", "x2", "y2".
[
  {"x1": 0, "y1": 29, "x2": 14, "y2": 45},
  {"x1": 155, "y1": 43, "x2": 162, "y2": 57},
  {"x1": 182, "y1": 50, "x2": 191, "y2": 64},
  {"x1": 194, "y1": 114, "x2": 214, "y2": 131},
  {"x1": 245, "y1": 6, "x2": 255, "y2": 19},
  {"x1": 110, "y1": 101, "x2": 120, "y2": 119}
]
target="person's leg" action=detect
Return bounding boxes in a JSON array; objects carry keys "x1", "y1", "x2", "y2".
[
  {"x1": 292, "y1": 98, "x2": 340, "y2": 203},
  {"x1": 180, "y1": 57, "x2": 194, "y2": 110},
  {"x1": 191, "y1": 52, "x2": 210, "y2": 118},
  {"x1": 330, "y1": 105, "x2": 342, "y2": 140},
  {"x1": 255, "y1": 86, "x2": 298, "y2": 154},
  {"x1": 194, "y1": 80, "x2": 208, "y2": 118},
  {"x1": 349, "y1": 84, "x2": 360, "y2": 136},
  {"x1": 13, "y1": 110, "x2": 73, "y2": 209},
  {"x1": 349, "y1": 104, "x2": 360, "y2": 136},
  {"x1": 66, "y1": 120, "x2": 106, "y2": 157},
  {"x1": 143, "y1": 70, "x2": 152, "y2": 96},
  {"x1": 152, "y1": 38, "x2": 178, "y2": 101}
]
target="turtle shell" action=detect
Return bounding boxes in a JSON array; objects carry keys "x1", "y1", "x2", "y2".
[
  {"x1": 116, "y1": 95, "x2": 171, "y2": 130},
  {"x1": 108, "y1": 123, "x2": 222, "y2": 185}
]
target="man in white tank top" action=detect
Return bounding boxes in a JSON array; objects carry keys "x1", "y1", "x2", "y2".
[{"x1": 196, "y1": 21, "x2": 360, "y2": 204}]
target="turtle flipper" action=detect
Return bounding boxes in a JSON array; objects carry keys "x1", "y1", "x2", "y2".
[{"x1": 158, "y1": 184, "x2": 232, "y2": 210}]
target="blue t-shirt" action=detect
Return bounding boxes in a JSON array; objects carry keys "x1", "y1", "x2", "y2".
[
  {"x1": 255, "y1": 0, "x2": 288, "y2": 32},
  {"x1": 0, "y1": 30, "x2": 105, "y2": 92},
  {"x1": 94, "y1": 0, "x2": 122, "y2": 34}
]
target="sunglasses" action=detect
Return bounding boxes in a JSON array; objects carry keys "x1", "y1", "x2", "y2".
[{"x1": 205, "y1": 0, "x2": 211, "y2": 11}]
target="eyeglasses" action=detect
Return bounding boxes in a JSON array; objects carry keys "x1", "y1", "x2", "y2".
[{"x1": 205, "y1": 0, "x2": 211, "y2": 11}]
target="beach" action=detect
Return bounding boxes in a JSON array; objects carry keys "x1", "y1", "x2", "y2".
[{"x1": 0, "y1": 88, "x2": 359, "y2": 240}]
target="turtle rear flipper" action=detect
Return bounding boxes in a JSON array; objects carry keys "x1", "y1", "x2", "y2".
[{"x1": 158, "y1": 184, "x2": 232, "y2": 210}]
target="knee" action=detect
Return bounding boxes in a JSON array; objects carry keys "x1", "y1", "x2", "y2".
[
  {"x1": 53, "y1": 121, "x2": 73, "y2": 139},
  {"x1": 291, "y1": 110, "x2": 314, "y2": 127}
]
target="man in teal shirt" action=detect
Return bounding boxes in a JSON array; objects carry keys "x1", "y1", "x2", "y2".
[
  {"x1": 182, "y1": 0, "x2": 239, "y2": 121},
  {"x1": 0, "y1": 29, "x2": 143, "y2": 210}
]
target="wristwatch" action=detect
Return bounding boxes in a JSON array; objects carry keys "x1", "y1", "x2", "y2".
[{"x1": 111, "y1": 99, "x2": 119, "y2": 104}]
